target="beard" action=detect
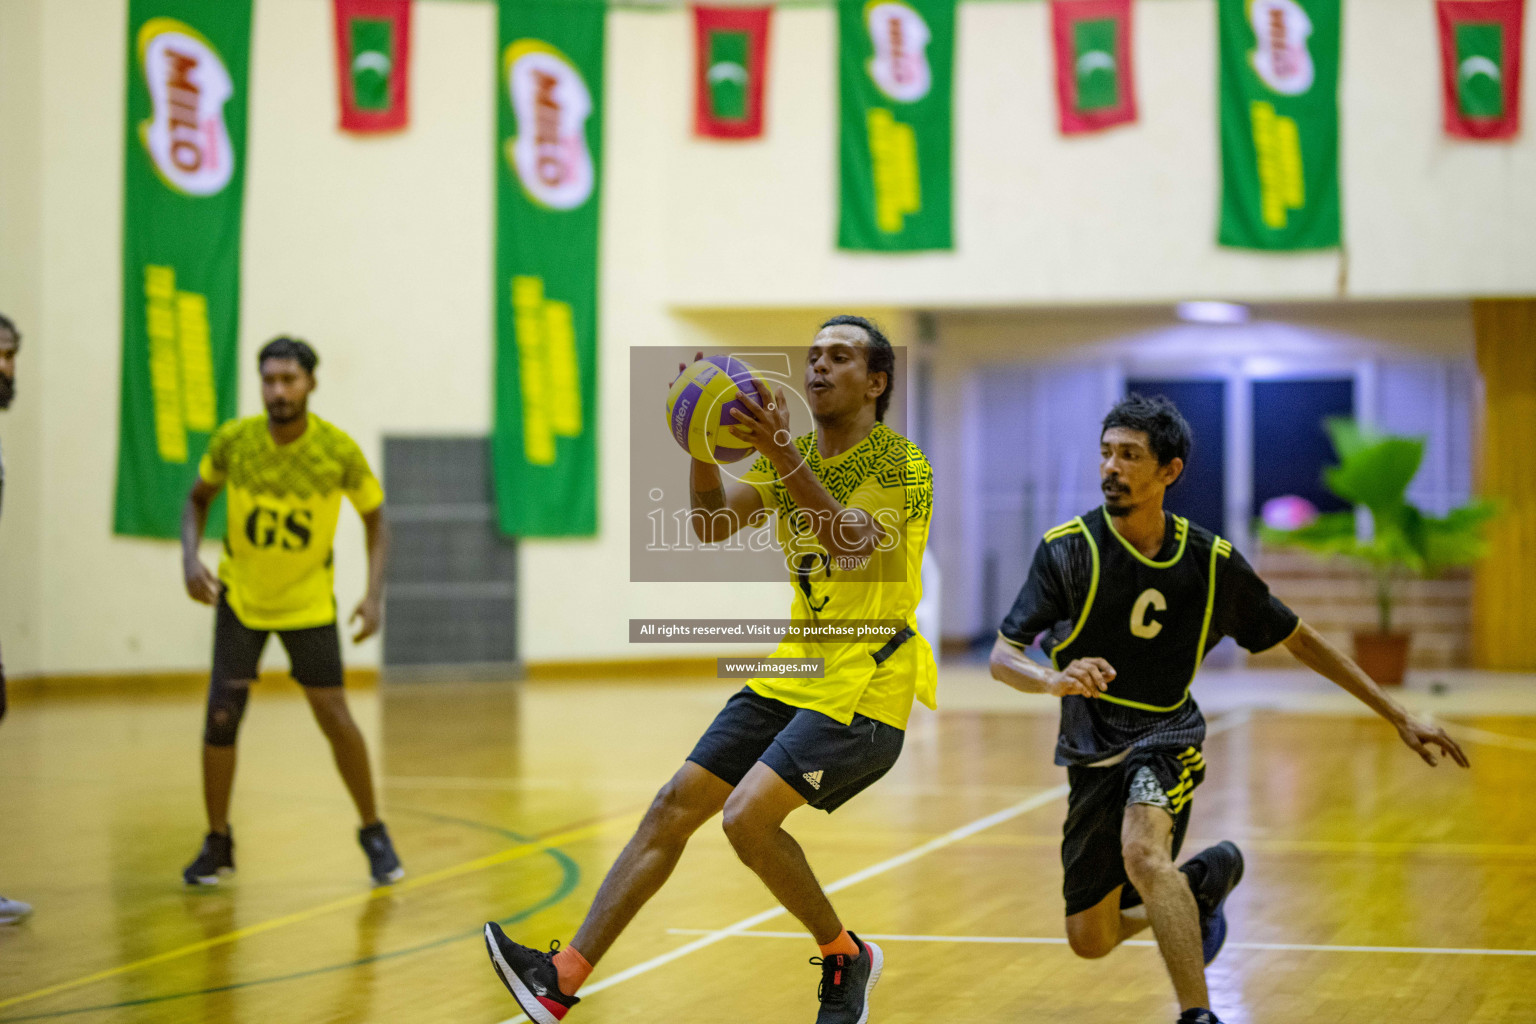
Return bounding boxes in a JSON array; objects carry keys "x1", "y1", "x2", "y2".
[
  {"x1": 0, "y1": 374, "x2": 14, "y2": 409},
  {"x1": 1102, "y1": 481, "x2": 1131, "y2": 516},
  {"x1": 266, "y1": 402, "x2": 301, "y2": 424}
]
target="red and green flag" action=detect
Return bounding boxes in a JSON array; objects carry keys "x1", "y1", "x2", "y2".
[
  {"x1": 1051, "y1": 0, "x2": 1137, "y2": 135},
  {"x1": 1438, "y1": 0, "x2": 1524, "y2": 141},
  {"x1": 694, "y1": 6, "x2": 771, "y2": 139},
  {"x1": 333, "y1": 0, "x2": 411, "y2": 133}
]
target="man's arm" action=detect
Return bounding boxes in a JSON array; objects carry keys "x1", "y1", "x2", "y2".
[
  {"x1": 689, "y1": 458, "x2": 765, "y2": 543},
  {"x1": 728, "y1": 383, "x2": 884, "y2": 562},
  {"x1": 989, "y1": 636, "x2": 1113, "y2": 698},
  {"x1": 1283, "y1": 621, "x2": 1469, "y2": 768},
  {"x1": 181, "y1": 478, "x2": 223, "y2": 604},
  {"x1": 989, "y1": 534, "x2": 1110, "y2": 698},
  {"x1": 349, "y1": 507, "x2": 389, "y2": 643}
]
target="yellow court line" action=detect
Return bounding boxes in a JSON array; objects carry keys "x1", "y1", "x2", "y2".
[{"x1": 0, "y1": 811, "x2": 641, "y2": 1013}]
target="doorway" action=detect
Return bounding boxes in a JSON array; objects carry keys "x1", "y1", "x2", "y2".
[{"x1": 1125, "y1": 378, "x2": 1228, "y2": 536}]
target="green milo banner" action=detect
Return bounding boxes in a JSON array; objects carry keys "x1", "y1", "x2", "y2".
[
  {"x1": 1218, "y1": 0, "x2": 1341, "y2": 251},
  {"x1": 115, "y1": 0, "x2": 251, "y2": 538},
  {"x1": 838, "y1": 0, "x2": 955, "y2": 252},
  {"x1": 494, "y1": 0, "x2": 604, "y2": 537}
]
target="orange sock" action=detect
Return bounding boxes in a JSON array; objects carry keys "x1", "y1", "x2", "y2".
[
  {"x1": 552, "y1": 945, "x2": 592, "y2": 996},
  {"x1": 818, "y1": 929, "x2": 860, "y2": 959}
]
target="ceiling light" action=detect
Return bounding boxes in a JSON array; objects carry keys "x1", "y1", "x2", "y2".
[{"x1": 1176, "y1": 301, "x2": 1250, "y2": 325}]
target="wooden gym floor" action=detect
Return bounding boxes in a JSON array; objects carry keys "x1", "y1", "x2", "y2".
[{"x1": 1, "y1": 666, "x2": 1533, "y2": 1023}]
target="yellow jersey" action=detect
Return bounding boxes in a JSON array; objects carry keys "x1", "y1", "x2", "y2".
[
  {"x1": 198, "y1": 415, "x2": 384, "y2": 631},
  {"x1": 741, "y1": 422, "x2": 937, "y2": 729}
]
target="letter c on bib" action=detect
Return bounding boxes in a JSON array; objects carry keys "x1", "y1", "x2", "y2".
[{"x1": 1130, "y1": 588, "x2": 1167, "y2": 639}]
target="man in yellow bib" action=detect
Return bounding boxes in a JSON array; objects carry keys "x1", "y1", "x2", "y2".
[
  {"x1": 179, "y1": 337, "x2": 401, "y2": 888},
  {"x1": 485, "y1": 316, "x2": 935, "y2": 1024}
]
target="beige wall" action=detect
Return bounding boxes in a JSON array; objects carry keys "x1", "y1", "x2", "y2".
[
  {"x1": 0, "y1": 0, "x2": 1528, "y2": 676},
  {"x1": 668, "y1": 0, "x2": 1536, "y2": 306},
  {"x1": 0, "y1": 0, "x2": 45, "y2": 675}
]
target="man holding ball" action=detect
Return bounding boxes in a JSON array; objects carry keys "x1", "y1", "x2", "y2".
[{"x1": 484, "y1": 316, "x2": 936, "y2": 1024}]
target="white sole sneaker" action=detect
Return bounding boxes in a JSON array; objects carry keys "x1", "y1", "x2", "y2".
[
  {"x1": 856, "y1": 940, "x2": 883, "y2": 1024},
  {"x1": 0, "y1": 899, "x2": 33, "y2": 924}
]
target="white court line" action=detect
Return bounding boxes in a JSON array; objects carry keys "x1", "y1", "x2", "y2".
[
  {"x1": 664, "y1": 929, "x2": 1536, "y2": 958},
  {"x1": 494, "y1": 712, "x2": 1250, "y2": 1024}
]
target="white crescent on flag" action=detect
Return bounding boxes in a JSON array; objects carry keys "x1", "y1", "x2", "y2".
[
  {"x1": 1460, "y1": 55, "x2": 1502, "y2": 83},
  {"x1": 707, "y1": 61, "x2": 748, "y2": 86},
  {"x1": 353, "y1": 50, "x2": 393, "y2": 77},
  {"x1": 1077, "y1": 50, "x2": 1116, "y2": 77}
]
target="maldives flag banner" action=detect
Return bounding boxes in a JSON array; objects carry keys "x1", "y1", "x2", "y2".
[
  {"x1": 493, "y1": 0, "x2": 604, "y2": 537},
  {"x1": 694, "y1": 6, "x2": 771, "y2": 139},
  {"x1": 1051, "y1": 0, "x2": 1137, "y2": 134},
  {"x1": 838, "y1": 0, "x2": 956, "y2": 251},
  {"x1": 1438, "y1": 0, "x2": 1524, "y2": 140},
  {"x1": 1217, "y1": 0, "x2": 1342, "y2": 251},
  {"x1": 115, "y1": 0, "x2": 252, "y2": 538},
  {"x1": 334, "y1": 0, "x2": 411, "y2": 132}
]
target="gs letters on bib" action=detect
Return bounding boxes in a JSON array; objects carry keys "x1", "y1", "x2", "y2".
[{"x1": 198, "y1": 415, "x2": 384, "y2": 631}]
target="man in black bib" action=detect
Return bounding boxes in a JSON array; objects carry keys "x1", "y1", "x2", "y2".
[{"x1": 990, "y1": 394, "x2": 1468, "y2": 1024}]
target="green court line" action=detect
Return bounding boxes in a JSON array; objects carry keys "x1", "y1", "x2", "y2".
[{"x1": 0, "y1": 810, "x2": 583, "y2": 1023}]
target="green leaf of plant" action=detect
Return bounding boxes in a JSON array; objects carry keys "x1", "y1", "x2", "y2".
[
  {"x1": 1322, "y1": 421, "x2": 1424, "y2": 516},
  {"x1": 1264, "y1": 419, "x2": 1501, "y2": 631},
  {"x1": 1420, "y1": 499, "x2": 1500, "y2": 574},
  {"x1": 1256, "y1": 511, "x2": 1361, "y2": 559},
  {"x1": 1324, "y1": 417, "x2": 1371, "y2": 462}
]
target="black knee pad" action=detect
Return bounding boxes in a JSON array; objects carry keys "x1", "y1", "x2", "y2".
[{"x1": 203, "y1": 680, "x2": 251, "y2": 747}]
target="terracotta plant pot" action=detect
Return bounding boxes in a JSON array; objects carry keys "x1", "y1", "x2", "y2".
[{"x1": 1353, "y1": 631, "x2": 1411, "y2": 686}]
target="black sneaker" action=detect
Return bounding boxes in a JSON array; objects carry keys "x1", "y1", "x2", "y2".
[
  {"x1": 483, "y1": 923, "x2": 580, "y2": 1023},
  {"x1": 811, "y1": 933, "x2": 883, "y2": 1024},
  {"x1": 1178, "y1": 1009, "x2": 1223, "y2": 1024},
  {"x1": 359, "y1": 822, "x2": 405, "y2": 886},
  {"x1": 182, "y1": 829, "x2": 234, "y2": 886},
  {"x1": 1182, "y1": 840, "x2": 1244, "y2": 965}
]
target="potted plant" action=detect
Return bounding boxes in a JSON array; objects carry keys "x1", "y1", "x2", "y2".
[{"x1": 1257, "y1": 418, "x2": 1497, "y2": 685}]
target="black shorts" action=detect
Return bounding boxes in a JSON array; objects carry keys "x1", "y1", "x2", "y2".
[
  {"x1": 1061, "y1": 745, "x2": 1206, "y2": 917},
  {"x1": 213, "y1": 594, "x2": 344, "y2": 689},
  {"x1": 687, "y1": 687, "x2": 905, "y2": 813}
]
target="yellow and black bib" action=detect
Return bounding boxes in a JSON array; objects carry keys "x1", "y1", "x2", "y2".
[
  {"x1": 738, "y1": 423, "x2": 937, "y2": 729},
  {"x1": 1045, "y1": 507, "x2": 1231, "y2": 714},
  {"x1": 199, "y1": 415, "x2": 383, "y2": 631}
]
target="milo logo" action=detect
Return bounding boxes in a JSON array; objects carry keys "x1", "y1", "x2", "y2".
[
  {"x1": 137, "y1": 18, "x2": 236, "y2": 197},
  {"x1": 505, "y1": 40, "x2": 595, "y2": 211},
  {"x1": 1248, "y1": 0, "x2": 1315, "y2": 96},
  {"x1": 865, "y1": 1, "x2": 932, "y2": 104}
]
